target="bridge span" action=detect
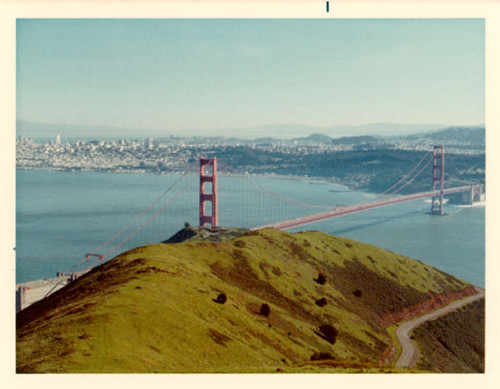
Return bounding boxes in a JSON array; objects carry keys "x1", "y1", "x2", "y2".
[
  {"x1": 252, "y1": 184, "x2": 484, "y2": 231},
  {"x1": 16, "y1": 145, "x2": 484, "y2": 312}
]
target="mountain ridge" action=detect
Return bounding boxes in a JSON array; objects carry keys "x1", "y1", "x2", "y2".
[{"x1": 17, "y1": 120, "x2": 463, "y2": 140}]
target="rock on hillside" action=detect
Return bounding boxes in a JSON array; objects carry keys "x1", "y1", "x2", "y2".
[{"x1": 16, "y1": 228, "x2": 476, "y2": 373}]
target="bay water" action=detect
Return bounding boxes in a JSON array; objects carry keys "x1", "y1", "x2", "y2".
[{"x1": 16, "y1": 169, "x2": 485, "y2": 287}]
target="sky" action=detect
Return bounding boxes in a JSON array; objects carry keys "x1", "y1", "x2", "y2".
[{"x1": 16, "y1": 19, "x2": 485, "y2": 134}]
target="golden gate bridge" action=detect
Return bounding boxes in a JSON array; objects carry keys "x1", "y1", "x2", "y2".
[
  {"x1": 16, "y1": 145, "x2": 485, "y2": 310},
  {"x1": 60, "y1": 144, "x2": 488, "y2": 272}
]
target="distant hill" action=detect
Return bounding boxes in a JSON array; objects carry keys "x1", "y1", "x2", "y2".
[
  {"x1": 297, "y1": 133, "x2": 334, "y2": 143},
  {"x1": 17, "y1": 120, "x2": 452, "y2": 140},
  {"x1": 332, "y1": 135, "x2": 378, "y2": 145},
  {"x1": 230, "y1": 123, "x2": 448, "y2": 139},
  {"x1": 404, "y1": 126, "x2": 485, "y2": 146},
  {"x1": 16, "y1": 228, "x2": 482, "y2": 373},
  {"x1": 292, "y1": 134, "x2": 380, "y2": 145}
]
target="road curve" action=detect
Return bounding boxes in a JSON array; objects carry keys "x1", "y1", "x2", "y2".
[{"x1": 395, "y1": 287, "x2": 485, "y2": 368}]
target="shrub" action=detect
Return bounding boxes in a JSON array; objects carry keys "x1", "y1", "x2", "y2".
[
  {"x1": 314, "y1": 273, "x2": 327, "y2": 285},
  {"x1": 353, "y1": 290, "x2": 362, "y2": 297},
  {"x1": 260, "y1": 303, "x2": 271, "y2": 317},
  {"x1": 317, "y1": 324, "x2": 338, "y2": 345},
  {"x1": 213, "y1": 293, "x2": 227, "y2": 304}
]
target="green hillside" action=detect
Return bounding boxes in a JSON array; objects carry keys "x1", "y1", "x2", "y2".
[
  {"x1": 17, "y1": 228, "x2": 474, "y2": 373},
  {"x1": 413, "y1": 299, "x2": 485, "y2": 373}
]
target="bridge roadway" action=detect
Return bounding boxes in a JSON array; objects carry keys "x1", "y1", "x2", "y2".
[
  {"x1": 16, "y1": 268, "x2": 91, "y2": 312},
  {"x1": 253, "y1": 185, "x2": 478, "y2": 231}
]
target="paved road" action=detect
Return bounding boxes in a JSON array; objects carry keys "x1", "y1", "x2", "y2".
[{"x1": 395, "y1": 287, "x2": 485, "y2": 368}]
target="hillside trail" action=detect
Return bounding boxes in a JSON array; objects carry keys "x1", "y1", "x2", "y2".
[{"x1": 394, "y1": 286, "x2": 485, "y2": 369}]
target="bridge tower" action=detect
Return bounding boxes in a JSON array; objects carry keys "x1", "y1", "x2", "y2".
[
  {"x1": 431, "y1": 145, "x2": 445, "y2": 215},
  {"x1": 199, "y1": 158, "x2": 218, "y2": 227}
]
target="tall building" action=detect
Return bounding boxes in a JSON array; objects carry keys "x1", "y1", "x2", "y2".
[
  {"x1": 56, "y1": 134, "x2": 61, "y2": 145},
  {"x1": 145, "y1": 138, "x2": 154, "y2": 150}
]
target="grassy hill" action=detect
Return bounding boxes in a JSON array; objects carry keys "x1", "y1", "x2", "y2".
[
  {"x1": 412, "y1": 299, "x2": 485, "y2": 373},
  {"x1": 16, "y1": 228, "x2": 476, "y2": 373}
]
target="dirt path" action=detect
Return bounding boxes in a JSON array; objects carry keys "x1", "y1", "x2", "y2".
[{"x1": 395, "y1": 287, "x2": 485, "y2": 368}]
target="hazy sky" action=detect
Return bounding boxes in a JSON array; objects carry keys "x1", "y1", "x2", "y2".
[{"x1": 17, "y1": 19, "x2": 484, "y2": 131}]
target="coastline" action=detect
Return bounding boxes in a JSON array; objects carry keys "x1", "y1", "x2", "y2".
[{"x1": 15, "y1": 165, "x2": 361, "y2": 193}]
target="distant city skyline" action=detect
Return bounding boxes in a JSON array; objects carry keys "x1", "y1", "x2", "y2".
[{"x1": 17, "y1": 19, "x2": 484, "y2": 136}]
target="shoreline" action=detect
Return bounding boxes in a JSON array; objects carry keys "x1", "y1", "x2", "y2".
[{"x1": 16, "y1": 165, "x2": 360, "y2": 193}]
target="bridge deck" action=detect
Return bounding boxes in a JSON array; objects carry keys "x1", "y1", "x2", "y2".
[{"x1": 254, "y1": 185, "x2": 477, "y2": 231}]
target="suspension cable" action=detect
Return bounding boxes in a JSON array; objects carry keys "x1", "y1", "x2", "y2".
[
  {"x1": 389, "y1": 157, "x2": 433, "y2": 195},
  {"x1": 92, "y1": 160, "x2": 198, "y2": 253},
  {"x1": 101, "y1": 171, "x2": 199, "y2": 259},
  {"x1": 218, "y1": 160, "x2": 331, "y2": 210},
  {"x1": 66, "y1": 161, "x2": 198, "y2": 273},
  {"x1": 379, "y1": 151, "x2": 432, "y2": 196}
]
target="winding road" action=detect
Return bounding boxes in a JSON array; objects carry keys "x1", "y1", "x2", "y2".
[{"x1": 395, "y1": 287, "x2": 485, "y2": 368}]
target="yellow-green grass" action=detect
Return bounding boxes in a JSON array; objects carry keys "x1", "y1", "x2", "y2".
[
  {"x1": 16, "y1": 228, "x2": 470, "y2": 373},
  {"x1": 412, "y1": 299, "x2": 485, "y2": 373}
]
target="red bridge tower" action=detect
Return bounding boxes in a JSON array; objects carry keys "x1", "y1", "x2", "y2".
[
  {"x1": 431, "y1": 145, "x2": 445, "y2": 215},
  {"x1": 199, "y1": 158, "x2": 218, "y2": 227}
]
